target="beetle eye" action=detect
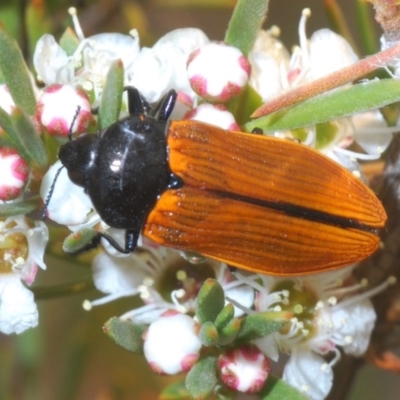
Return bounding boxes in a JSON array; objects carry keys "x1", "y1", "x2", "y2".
[{"x1": 58, "y1": 133, "x2": 98, "y2": 187}]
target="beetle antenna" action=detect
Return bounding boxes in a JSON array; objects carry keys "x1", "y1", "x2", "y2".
[
  {"x1": 154, "y1": 90, "x2": 177, "y2": 121},
  {"x1": 42, "y1": 165, "x2": 64, "y2": 220},
  {"x1": 124, "y1": 86, "x2": 145, "y2": 115},
  {"x1": 68, "y1": 105, "x2": 81, "y2": 141}
]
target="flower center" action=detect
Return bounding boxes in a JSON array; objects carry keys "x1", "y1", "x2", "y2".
[
  {"x1": 0, "y1": 221, "x2": 28, "y2": 272},
  {"x1": 155, "y1": 256, "x2": 216, "y2": 306},
  {"x1": 271, "y1": 280, "x2": 317, "y2": 339}
]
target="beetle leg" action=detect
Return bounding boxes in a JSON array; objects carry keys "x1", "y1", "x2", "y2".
[
  {"x1": 125, "y1": 229, "x2": 139, "y2": 252},
  {"x1": 251, "y1": 127, "x2": 263, "y2": 135}
]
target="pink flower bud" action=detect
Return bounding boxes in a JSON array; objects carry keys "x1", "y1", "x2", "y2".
[
  {"x1": 187, "y1": 42, "x2": 251, "y2": 102},
  {"x1": 184, "y1": 103, "x2": 240, "y2": 131},
  {"x1": 218, "y1": 344, "x2": 271, "y2": 394},
  {"x1": 36, "y1": 84, "x2": 93, "y2": 137},
  {"x1": 143, "y1": 310, "x2": 201, "y2": 375},
  {"x1": 0, "y1": 148, "x2": 29, "y2": 201}
]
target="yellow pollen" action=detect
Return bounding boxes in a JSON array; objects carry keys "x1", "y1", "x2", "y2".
[
  {"x1": 175, "y1": 289, "x2": 186, "y2": 299},
  {"x1": 68, "y1": 6, "x2": 77, "y2": 16},
  {"x1": 328, "y1": 296, "x2": 337, "y2": 306},
  {"x1": 302, "y1": 8, "x2": 311, "y2": 17},
  {"x1": 345, "y1": 335, "x2": 353, "y2": 344},
  {"x1": 293, "y1": 304, "x2": 303, "y2": 314},
  {"x1": 320, "y1": 363, "x2": 329, "y2": 372},
  {"x1": 176, "y1": 270, "x2": 187, "y2": 281},
  {"x1": 315, "y1": 301, "x2": 324, "y2": 310},
  {"x1": 15, "y1": 257, "x2": 25, "y2": 265},
  {"x1": 82, "y1": 300, "x2": 92, "y2": 311},
  {"x1": 301, "y1": 385, "x2": 309, "y2": 393},
  {"x1": 143, "y1": 277, "x2": 154, "y2": 286},
  {"x1": 388, "y1": 276, "x2": 397, "y2": 285},
  {"x1": 360, "y1": 278, "x2": 368, "y2": 287}
]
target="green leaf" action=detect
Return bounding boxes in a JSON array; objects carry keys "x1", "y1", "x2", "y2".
[
  {"x1": 63, "y1": 229, "x2": 99, "y2": 254},
  {"x1": 199, "y1": 321, "x2": 219, "y2": 347},
  {"x1": 224, "y1": 0, "x2": 269, "y2": 56},
  {"x1": 10, "y1": 108, "x2": 48, "y2": 171},
  {"x1": 237, "y1": 311, "x2": 291, "y2": 342},
  {"x1": 196, "y1": 279, "x2": 225, "y2": 324},
  {"x1": 160, "y1": 380, "x2": 191, "y2": 400},
  {"x1": 228, "y1": 84, "x2": 263, "y2": 126},
  {"x1": 0, "y1": 23, "x2": 36, "y2": 115},
  {"x1": 356, "y1": 0, "x2": 379, "y2": 55},
  {"x1": 260, "y1": 375, "x2": 309, "y2": 400},
  {"x1": 185, "y1": 356, "x2": 218, "y2": 400},
  {"x1": 218, "y1": 317, "x2": 241, "y2": 346},
  {"x1": 103, "y1": 317, "x2": 146, "y2": 354},
  {"x1": 214, "y1": 303, "x2": 235, "y2": 330},
  {"x1": 0, "y1": 196, "x2": 40, "y2": 217},
  {"x1": 245, "y1": 79, "x2": 400, "y2": 133},
  {"x1": 59, "y1": 27, "x2": 80, "y2": 56},
  {"x1": 98, "y1": 59, "x2": 124, "y2": 130}
]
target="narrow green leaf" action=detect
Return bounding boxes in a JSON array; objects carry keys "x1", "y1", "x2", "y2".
[
  {"x1": 245, "y1": 79, "x2": 400, "y2": 133},
  {"x1": 214, "y1": 303, "x2": 235, "y2": 330},
  {"x1": 356, "y1": 0, "x2": 379, "y2": 55},
  {"x1": 0, "y1": 106, "x2": 28, "y2": 157},
  {"x1": 59, "y1": 27, "x2": 80, "y2": 56},
  {"x1": 237, "y1": 311, "x2": 290, "y2": 342},
  {"x1": 260, "y1": 375, "x2": 309, "y2": 400},
  {"x1": 224, "y1": 0, "x2": 269, "y2": 56},
  {"x1": 199, "y1": 321, "x2": 219, "y2": 347},
  {"x1": 103, "y1": 317, "x2": 146, "y2": 354},
  {"x1": 0, "y1": 23, "x2": 36, "y2": 115},
  {"x1": 98, "y1": 59, "x2": 124, "y2": 130},
  {"x1": 0, "y1": 196, "x2": 40, "y2": 217},
  {"x1": 160, "y1": 380, "x2": 191, "y2": 400},
  {"x1": 185, "y1": 356, "x2": 218, "y2": 400},
  {"x1": 196, "y1": 278, "x2": 225, "y2": 324},
  {"x1": 11, "y1": 108, "x2": 49, "y2": 170}
]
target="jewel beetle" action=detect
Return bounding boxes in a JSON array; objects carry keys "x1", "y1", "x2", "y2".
[{"x1": 57, "y1": 86, "x2": 386, "y2": 276}]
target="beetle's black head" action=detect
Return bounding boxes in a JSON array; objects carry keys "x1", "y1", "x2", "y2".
[
  {"x1": 58, "y1": 133, "x2": 98, "y2": 187},
  {"x1": 56, "y1": 87, "x2": 179, "y2": 252}
]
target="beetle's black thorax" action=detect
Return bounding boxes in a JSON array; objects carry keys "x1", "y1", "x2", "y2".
[{"x1": 59, "y1": 114, "x2": 170, "y2": 231}]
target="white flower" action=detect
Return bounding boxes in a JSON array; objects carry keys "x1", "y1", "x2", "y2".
[
  {"x1": 143, "y1": 310, "x2": 201, "y2": 374},
  {"x1": 40, "y1": 160, "x2": 97, "y2": 227},
  {"x1": 184, "y1": 103, "x2": 240, "y2": 130},
  {"x1": 0, "y1": 275, "x2": 39, "y2": 334},
  {"x1": 128, "y1": 28, "x2": 209, "y2": 102},
  {"x1": 0, "y1": 147, "x2": 29, "y2": 201},
  {"x1": 35, "y1": 84, "x2": 93, "y2": 137},
  {"x1": 236, "y1": 268, "x2": 393, "y2": 400},
  {"x1": 86, "y1": 247, "x2": 254, "y2": 324},
  {"x1": 187, "y1": 41, "x2": 251, "y2": 102},
  {"x1": 249, "y1": 9, "x2": 392, "y2": 163},
  {"x1": 0, "y1": 216, "x2": 48, "y2": 334},
  {"x1": 218, "y1": 343, "x2": 271, "y2": 394}
]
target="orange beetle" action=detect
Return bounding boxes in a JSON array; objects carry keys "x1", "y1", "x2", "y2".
[{"x1": 58, "y1": 87, "x2": 386, "y2": 276}]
